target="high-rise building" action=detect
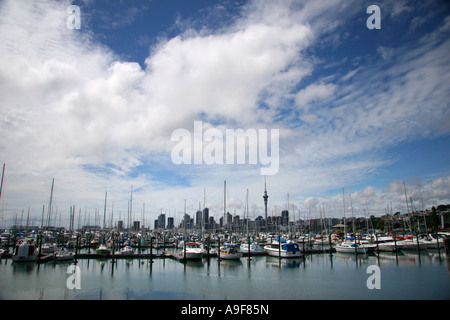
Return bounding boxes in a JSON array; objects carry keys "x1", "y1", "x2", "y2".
[
  {"x1": 167, "y1": 217, "x2": 174, "y2": 229},
  {"x1": 196, "y1": 210, "x2": 202, "y2": 228},
  {"x1": 281, "y1": 210, "x2": 289, "y2": 225},
  {"x1": 203, "y1": 208, "x2": 210, "y2": 229},
  {"x1": 157, "y1": 213, "x2": 166, "y2": 229}
]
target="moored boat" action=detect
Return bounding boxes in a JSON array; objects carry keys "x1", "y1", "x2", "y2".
[
  {"x1": 334, "y1": 241, "x2": 368, "y2": 254},
  {"x1": 96, "y1": 238, "x2": 111, "y2": 255},
  {"x1": 54, "y1": 249, "x2": 75, "y2": 261},
  {"x1": 218, "y1": 243, "x2": 242, "y2": 260},
  {"x1": 182, "y1": 242, "x2": 206, "y2": 260},
  {"x1": 376, "y1": 241, "x2": 405, "y2": 252},
  {"x1": 12, "y1": 239, "x2": 38, "y2": 262},
  {"x1": 399, "y1": 238, "x2": 429, "y2": 251},
  {"x1": 240, "y1": 242, "x2": 265, "y2": 254},
  {"x1": 120, "y1": 246, "x2": 134, "y2": 255},
  {"x1": 427, "y1": 233, "x2": 446, "y2": 249},
  {"x1": 264, "y1": 238, "x2": 302, "y2": 258}
]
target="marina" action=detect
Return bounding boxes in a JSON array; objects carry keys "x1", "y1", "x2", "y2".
[
  {"x1": 0, "y1": 229, "x2": 449, "y2": 301},
  {"x1": 0, "y1": 164, "x2": 449, "y2": 301},
  {"x1": 0, "y1": 245, "x2": 448, "y2": 301}
]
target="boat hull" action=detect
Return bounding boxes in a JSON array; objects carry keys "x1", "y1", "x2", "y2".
[
  {"x1": 264, "y1": 247, "x2": 302, "y2": 258},
  {"x1": 376, "y1": 241, "x2": 404, "y2": 252},
  {"x1": 335, "y1": 243, "x2": 367, "y2": 254},
  {"x1": 54, "y1": 252, "x2": 75, "y2": 261},
  {"x1": 264, "y1": 241, "x2": 302, "y2": 258},
  {"x1": 184, "y1": 252, "x2": 204, "y2": 260},
  {"x1": 399, "y1": 240, "x2": 429, "y2": 250},
  {"x1": 218, "y1": 251, "x2": 243, "y2": 260}
]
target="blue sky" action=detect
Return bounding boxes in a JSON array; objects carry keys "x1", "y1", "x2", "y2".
[{"x1": 0, "y1": 0, "x2": 449, "y2": 228}]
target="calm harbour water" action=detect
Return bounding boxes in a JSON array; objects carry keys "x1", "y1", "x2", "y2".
[{"x1": 1, "y1": 249, "x2": 449, "y2": 300}]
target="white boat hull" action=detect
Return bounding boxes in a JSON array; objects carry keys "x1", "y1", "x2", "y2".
[
  {"x1": 240, "y1": 244, "x2": 265, "y2": 254},
  {"x1": 376, "y1": 241, "x2": 404, "y2": 252},
  {"x1": 120, "y1": 247, "x2": 134, "y2": 255},
  {"x1": 54, "y1": 251, "x2": 75, "y2": 261},
  {"x1": 264, "y1": 247, "x2": 302, "y2": 258},
  {"x1": 399, "y1": 240, "x2": 428, "y2": 250},
  {"x1": 264, "y1": 241, "x2": 303, "y2": 258},
  {"x1": 335, "y1": 243, "x2": 367, "y2": 254},
  {"x1": 184, "y1": 252, "x2": 204, "y2": 260},
  {"x1": 218, "y1": 251, "x2": 243, "y2": 260}
]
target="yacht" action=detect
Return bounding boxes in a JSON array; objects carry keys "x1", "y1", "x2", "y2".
[
  {"x1": 240, "y1": 242, "x2": 265, "y2": 254},
  {"x1": 182, "y1": 242, "x2": 206, "y2": 260},
  {"x1": 264, "y1": 238, "x2": 302, "y2": 258},
  {"x1": 12, "y1": 239, "x2": 38, "y2": 262},
  {"x1": 218, "y1": 243, "x2": 243, "y2": 260},
  {"x1": 119, "y1": 245, "x2": 134, "y2": 255},
  {"x1": 399, "y1": 238, "x2": 429, "y2": 251},
  {"x1": 427, "y1": 233, "x2": 446, "y2": 249},
  {"x1": 334, "y1": 241, "x2": 368, "y2": 254},
  {"x1": 54, "y1": 248, "x2": 75, "y2": 261},
  {"x1": 376, "y1": 240, "x2": 405, "y2": 252},
  {"x1": 96, "y1": 239, "x2": 111, "y2": 255}
]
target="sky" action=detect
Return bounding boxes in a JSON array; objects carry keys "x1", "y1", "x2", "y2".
[{"x1": 0, "y1": 0, "x2": 449, "y2": 229}]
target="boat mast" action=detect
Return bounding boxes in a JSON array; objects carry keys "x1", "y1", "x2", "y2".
[
  {"x1": 0, "y1": 164, "x2": 5, "y2": 202},
  {"x1": 129, "y1": 185, "x2": 133, "y2": 230},
  {"x1": 103, "y1": 191, "x2": 107, "y2": 230},
  {"x1": 0, "y1": 164, "x2": 4, "y2": 228},
  {"x1": 246, "y1": 188, "x2": 249, "y2": 236},
  {"x1": 46, "y1": 178, "x2": 54, "y2": 228},
  {"x1": 223, "y1": 180, "x2": 226, "y2": 231},
  {"x1": 403, "y1": 182, "x2": 412, "y2": 235},
  {"x1": 342, "y1": 188, "x2": 346, "y2": 237}
]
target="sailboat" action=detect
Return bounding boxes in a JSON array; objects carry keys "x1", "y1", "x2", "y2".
[
  {"x1": 96, "y1": 238, "x2": 111, "y2": 255},
  {"x1": 219, "y1": 243, "x2": 243, "y2": 260},
  {"x1": 120, "y1": 245, "x2": 134, "y2": 255},
  {"x1": 334, "y1": 240, "x2": 368, "y2": 254},
  {"x1": 240, "y1": 242, "x2": 265, "y2": 254},
  {"x1": 54, "y1": 248, "x2": 75, "y2": 261}
]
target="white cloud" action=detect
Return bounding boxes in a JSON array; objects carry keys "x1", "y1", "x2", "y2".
[
  {"x1": 295, "y1": 82, "x2": 337, "y2": 110},
  {"x1": 0, "y1": 0, "x2": 449, "y2": 228}
]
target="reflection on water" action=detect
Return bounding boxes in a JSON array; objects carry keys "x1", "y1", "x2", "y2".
[
  {"x1": 266, "y1": 256, "x2": 303, "y2": 268},
  {"x1": 1, "y1": 251, "x2": 449, "y2": 300}
]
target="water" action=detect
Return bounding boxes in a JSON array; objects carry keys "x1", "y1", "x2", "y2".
[{"x1": 0, "y1": 250, "x2": 449, "y2": 300}]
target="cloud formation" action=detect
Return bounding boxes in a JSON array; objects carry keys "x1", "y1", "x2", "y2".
[{"x1": 0, "y1": 0, "x2": 449, "y2": 227}]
